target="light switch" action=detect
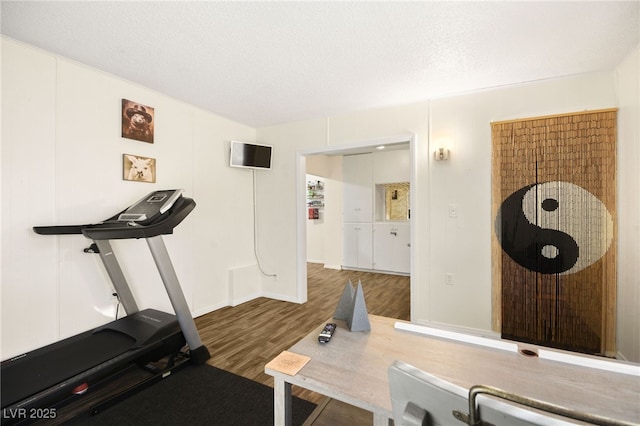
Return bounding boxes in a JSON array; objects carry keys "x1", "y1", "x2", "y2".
[
  {"x1": 448, "y1": 204, "x2": 458, "y2": 218},
  {"x1": 445, "y1": 273, "x2": 454, "y2": 286}
]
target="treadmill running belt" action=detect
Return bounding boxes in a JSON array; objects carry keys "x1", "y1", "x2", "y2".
[{"x1": 1, "y1": 330, "x2": 136, "y2": 408}]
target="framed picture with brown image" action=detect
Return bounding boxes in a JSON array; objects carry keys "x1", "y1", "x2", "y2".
[
  {"x1": 123, "y1": 154, "x2": 156, "y2": 183},
  {"x1": 122, "y1": 99, "x2": 154, "y2": 143}
]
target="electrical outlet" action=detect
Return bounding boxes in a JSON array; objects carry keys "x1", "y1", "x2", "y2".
[
  {"x1": 448, "y1": 204, "x2": 458, "y2": 218},
  {"x1": 445, "y1": 273, "x2": 454, "y2": 286}
]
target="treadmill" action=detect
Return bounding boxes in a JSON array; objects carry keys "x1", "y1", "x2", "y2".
[{"x1": 1, "y1": 189, "x2": 210, "y2": 422}]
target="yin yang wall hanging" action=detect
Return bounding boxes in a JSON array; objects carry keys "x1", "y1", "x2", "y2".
[
  {"x1": 496, "y1": 181, "x2": 614, "y2": 275},
  {"x1": 491, "y1": 109, "x2": 617, "y2": 356}
]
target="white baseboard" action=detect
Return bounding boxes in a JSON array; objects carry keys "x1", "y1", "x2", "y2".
[
  {"x1": 261, "y1": 291, "x2": 301, "y2": 304},
  {"x1": 230, "y1": 291, "x2": 262, "y2": 307},
  {"x1": 192, "y1": 301, "x2": 227, "y2": 318}
]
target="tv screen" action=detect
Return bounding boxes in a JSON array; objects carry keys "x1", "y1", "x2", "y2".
[{"x1": 229, "y1": 141, "x2": 273, "y2": 170}]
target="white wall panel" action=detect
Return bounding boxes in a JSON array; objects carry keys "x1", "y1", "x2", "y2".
[
  {"x1": 54, "y1": 59, "x2": 159, "y2": 337},
  {"x1": 1, "y1": 38, "x2": 58, "y2": 356},
  {"x1": 191, "y1": 108, "x2": 256, "y2": 315},
  {"x1": 614, "y1": 45, "x2": 640, "y2": 362},
  {"x1": 257, "y1": 118, "x2": 328, "y2": 302}
]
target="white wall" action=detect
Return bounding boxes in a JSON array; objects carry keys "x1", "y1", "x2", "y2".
[
  {"x1": 322, "y1": 156, "x2": 344, "y2": 270},
  {"x1": 1, "y1": 38, "x2": 258, "y2": 359},
  {"x1": 2, "y1": 37, "x2": 58, "y2": 355},
  {"x1": 306, "y1": 155, "x2": 344, "y2": 269},
  {"x1": 255, "y1": 117, "x2": 328, "y2": 302},
  {"x1": 614, "y1": 44, "x2": 640, "y2": 362}
]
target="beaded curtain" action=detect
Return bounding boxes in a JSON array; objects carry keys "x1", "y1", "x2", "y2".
[{"x1": 491, "y1": 109, "x2": 617, "y2": 356}]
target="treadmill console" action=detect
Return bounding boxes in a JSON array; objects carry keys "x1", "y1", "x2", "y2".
[
  {"x1": 118, "y1": 189, "x2": 183, "y2": 225},
  {"x1": 34, "y1": 189, "x2": 195, "y2": 239}
]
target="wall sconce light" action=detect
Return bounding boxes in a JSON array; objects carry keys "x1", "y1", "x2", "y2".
[{"x1": 434, "y1": 147, "x2": 450, "y2": 161}]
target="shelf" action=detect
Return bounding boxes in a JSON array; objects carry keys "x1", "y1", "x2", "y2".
[{"x1": 307, "y1": 180, "x2": 324, "y2": 220}]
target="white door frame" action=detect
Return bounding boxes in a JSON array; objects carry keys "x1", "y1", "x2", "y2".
[{"x1": 295, "y1": 133, "x2": 417, "y2": 310}]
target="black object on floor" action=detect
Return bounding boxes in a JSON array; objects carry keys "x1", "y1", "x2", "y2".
[{"x1": 64, "y1": 364, "x2": 316, "y2": 425}]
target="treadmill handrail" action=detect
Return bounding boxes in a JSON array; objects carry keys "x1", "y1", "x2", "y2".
[
  {"x1": 33, "y1": 196, "x2": 195, "y2": 240},
  {"x1": 33, "y1": 224, "x2": 87, "y2": 235}
]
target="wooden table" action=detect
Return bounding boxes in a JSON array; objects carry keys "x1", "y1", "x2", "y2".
[{"x1": 265, "y1": 315, "x2": 640, "y2": 426}]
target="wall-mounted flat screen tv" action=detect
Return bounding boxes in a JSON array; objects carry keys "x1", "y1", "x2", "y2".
[{"x1": 229, "y1": 141, "x2": 273, "y2": 170}]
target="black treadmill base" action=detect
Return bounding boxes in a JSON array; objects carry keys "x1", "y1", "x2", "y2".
[
  {"x1": 1, "y1": 351, "x2": 191, "y2": 426},
  {"x1": 89, "y1": 352, "x2": 191, "y2": 417},
  {"x1": 1, "y1": 309, "x2": 184, "y2": 422}
]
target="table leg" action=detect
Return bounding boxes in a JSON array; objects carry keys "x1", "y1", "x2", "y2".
[{"x1": 273, "y1": 377, "x2": 292, "y2": 426}]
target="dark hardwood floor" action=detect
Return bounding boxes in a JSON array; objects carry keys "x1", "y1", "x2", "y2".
[{"x1": 194, "y1": 262, "x2": 410, "y2": 422}]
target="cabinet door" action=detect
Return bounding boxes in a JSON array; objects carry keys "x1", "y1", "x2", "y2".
[
  {"x1": 343, "y1": 224, "x2": 359, "y2": 268},
  {"x1": 394, "y1": 222, "x2": 411, "y2": 274},
  {"x1": 343, "y1": 154, "x2": 372, "y2": 222},
  {"x1": 356, "y1": 223, "x2": 373, "y2": 269},
  {"x1": 343, "y1": 223, "x2": 373, "y2": 269},
  {"x1": 373, "y1": 222, "x2": 410, "y2": 273},
  {"x1": 373, "y1": 223, "x2": 396, "y2": 272}
]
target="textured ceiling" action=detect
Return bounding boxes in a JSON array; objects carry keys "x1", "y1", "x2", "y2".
[{"x1": 1, "y1": 1, "x2": 639, "y2": 127}]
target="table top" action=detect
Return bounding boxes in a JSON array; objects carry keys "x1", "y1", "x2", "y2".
[{"x1": 265, "y1": 315, "x2": 640, "y2": 423}]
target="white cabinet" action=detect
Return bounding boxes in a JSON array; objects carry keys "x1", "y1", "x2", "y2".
[
  {"x1": 343, "y1": 154, "x2": 373, "y2": 223},
  {"x1": 342, "y1": 152, "x2": 410, "y2": 274},
  {"x1": 343, "y1": 223, "x2": 373, "y2": 270},
  {"x1": 373, "y1": 222, "x2": 410, "y2": 274}
]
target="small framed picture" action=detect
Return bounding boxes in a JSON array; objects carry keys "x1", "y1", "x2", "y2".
[
  {"x1": 122, "y1": 99, "x2": 154, "y2": 143},
  {"x1": 123, "y1": 154, "x2": 156, "y2": 183}
]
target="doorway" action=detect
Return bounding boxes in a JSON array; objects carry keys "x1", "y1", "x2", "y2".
[{"x1": 295, "y1": 134, "x2": 417, "y2": 315}]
